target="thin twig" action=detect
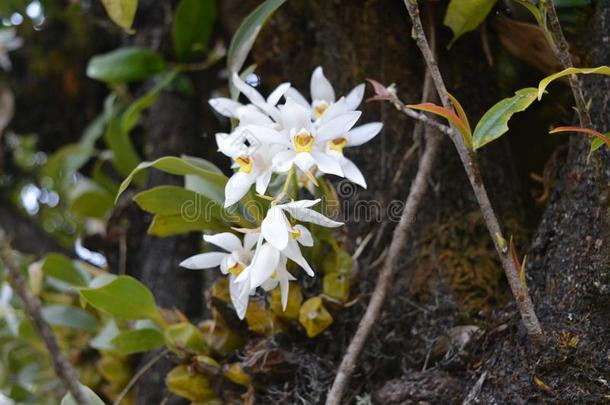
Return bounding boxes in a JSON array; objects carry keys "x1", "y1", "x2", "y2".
[
  {"x1": 327, "y1": 134, "x2": 441, "y2": 405},
  {"x1": 0, "y1": 240, "x2": 89, "y2": 405},
  {"x1": 113, "y1": 349, "x2": 169, "y2": 405},
  {"x1": 402, "y1": 0, "x2": 544, "y2": 344},
  {"x1": 541, "y1": 0, "x2": 592, "y2": 128}
]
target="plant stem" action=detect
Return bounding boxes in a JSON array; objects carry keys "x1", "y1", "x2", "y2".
[
  {"x1": 541, "y1": 0, "x2": 592, "y2": 128},
  {"x1": 402, "y1": 0, "x2": 544, "y2": 344},
  {"x1": 326, "y1": 130, "x2": 441, "y2": 405},
  {"x1": 0, "y1": 242, "x2": 89, "y2": 404}
]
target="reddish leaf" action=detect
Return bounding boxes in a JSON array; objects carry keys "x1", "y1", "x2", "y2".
[
  {"x1": 447, "y1": 92, "x2": 472, "y2": 135},
  {"x1": 407, "y1": 102, "x2": 472, "y2": 147},
  {"x1": 366, "y1": 78, "x2": 391, "y2": 101},
  {"x1": 549, "y1": 126, "x2": 610, "y2": 147}
]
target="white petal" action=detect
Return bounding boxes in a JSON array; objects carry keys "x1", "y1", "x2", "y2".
[
  {"x1": 236, "y1": 105, "x2": 274, "y2": 126},
  {"x1": 229, "y1": 275, "x2": 250, "y2": 320},
  {"x1": 280, "y1": 98, "x2": 311, "y2": 132},
  {"x1": 204, "y1": 232, "x2": 242, "y2": 252},
  {"x1": 319, "y1": 98, "x2": 349, "y2": 124},
  {"x1": 294, "y1": 224, "x2": 314, "y2": 247},
  {"x1": 262, "y1": 206, "x2": 290, "y2": 250},
  {"x1": 310, "y1": 66, "x2": 336, "y2": 104},
  {"x1": 209, "y1": 98, "x2": 243, "y2": 118},
  {"x1": 224, "y1": 171, "x2": 255, "y2": 207},
  {"x1": 272, "y1": 150, "x2": 296, "y2": 172},
  {"x1": 241, "y1": 124, "x2": 290, "y2": 147},
  {"x1": 317, "y1": 111, "x2": 362, "y2": 143},
  {"x1": 341, "y1": 157, "x2": 367, "y2": 188},
  {"x1": 293, "y1": 152, "x2": 317, "y2": 173},
  {"x1": 249, "y1": 243, "x2": 281, "y2": 289},
  {"x1": 285, "y1": 206, "x2": 343, "y2": 228},
  {"x1": 180, "y1": 252, "x2": 227, "y2": 269},
  {"x1": 216, "y1": 132, "x2": 246, "y2": 158},
  {"x1": 267, "y1": 82, "x2": 291, "y2": 106},
  {"x1": 244, "y1": 233, "x2": 259, "y2": 251},
  {"x1": 255, "y1": 168, "x2": 273, "y2": 195},
  {"x1": 232, "y1": 73, "x2": 280, "y2": 121},
  {"x1": 346, "y1": 122, "x2": 383, "y2": 147},
  {"x1": 311, "y1": 151, "x2": 344, "y2": 177},
  {"x1": 345, "y1": 84, "x2": 366, "y2": 110},
  {"x1": 282, "y1": 239, "x2": 314, "y2": 276},
  {"x1": 284, "y1": 88, "x2": 311, "y2": 110},
  {"x1": 280, "y1": 199, "x2": 320, "y2": 210}
]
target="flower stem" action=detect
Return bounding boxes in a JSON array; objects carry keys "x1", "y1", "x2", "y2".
[{"x1": 402, "y1": 0, "x2": 544, "y2": 345}]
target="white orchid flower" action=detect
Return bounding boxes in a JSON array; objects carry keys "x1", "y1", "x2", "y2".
[
  {"x1": 0, "y1": 29, "x2": 22, "y2": 71},
  {"x1": 284, "y1": 66, "x2": 366, "y2": 122},
  {"x1": 265, "y1": 98, "x2": 361, "y2": 177},
  {"x1": 0, "y1": 282, "x2": 18, "y2": 335},
  {"x1": 325, "y1": 122, "x2": 384, "y2": 188},
  {"x1": 216, "y1": 128, "x2": 281, "y2": 207},
  {"x1": 180, "y1": 232, "x2": 258, "y2": 319}
]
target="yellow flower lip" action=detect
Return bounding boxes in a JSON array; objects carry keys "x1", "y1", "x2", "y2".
[
  {"x1": 290, "y1": 227, "x2": 301, "y2": 240},
  {"x1": 235, "y1": 155, "x2": 253, "y2": 173},
  {"x1": 313, "y1": 100, "x2": 329, "y2": 119},
  {"x1": 228, "y1": 262, "x2": 244, "y2": 276},
  {"x1": 294, "y1": 130, "x2": 315, "y2": 153},
  {"x1": 328, "y1": 137, "x2": 347, "y2": 153}
]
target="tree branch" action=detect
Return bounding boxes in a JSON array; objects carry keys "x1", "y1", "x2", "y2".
[
  {"x1": 541, "y1": 0, "x2": 592, "y2": 128},
  {"x1": 402, "y1": 0, "x2": 544, "y2": 344},
  {"x1": 0, "y1": 240, "x2": 88, "y2": 404}
]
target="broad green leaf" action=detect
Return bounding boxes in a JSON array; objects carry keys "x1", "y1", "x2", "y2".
[
  {"x1": 90, "y1": 320, "x2": 120, "y2": 350},
  {"x1": 227, "y1": 0, "x2": 286, "y2": 75},
  {"x1": 182, "y1": 155, "x2": 225, "y2": 199},
  {"x1": 116, "y1": 156, "x2": 227, "y2": 203},
  {"x1": 79, "y1": 113, "x2": 107, "y2": 150},
  {"x1": 111, "y1": 328, "x2": 164, "y2": 354},
  {"x1": 100, "y1": 0, "x2": 138, "y2": 33},
  {"x1": 104, "y1": 117, "x2": 142, "y2": 177},
  {"x1": 87, "y1": 47, "x2": 165, "y2": 83},
  {"x1": 41, "y1": 253, "x2": 88, "y2": 287},
  {"x1": 472, "y1": 87, "x2": 538, "y2": 150},
  {"x1": 61, "y1": 384, "x2": 105, "y2": 405},
  {"x1": 41, "y1": 305, "x2": 99, "y2": 332},
  {"x1": 172, "y1": 0, "x2": 216, "y2": 61},
  {"x1": 70, "y1": 182, "x2": 114, "y2": 219},
  {"x1": 41, "y1": 144, "x2": 92, "y2": 183},
  {"x1": 444, "y1": 0, "x2": 498, "y2": 47},
  {"x1": 133, "y1": 185, "x2": 223, "y2": 217},
  {"x1": 121, "y1": 70, "x2": 178, "y2": 134},
  {"x1": 549, "y1": 126, "x2": 610, "y2": 157},
  {"x1": 147, "y1": 213, "x2": 227, "y2": 237},
  {"x1": 79, "y1": 276, "x2": 165, "y2": 326},
  {"x1": 590, "y1": 136, "x2": 608, "y2": 155},
  {"x1": 538, "y1": 66, "x2": 610, "y2": 100}
]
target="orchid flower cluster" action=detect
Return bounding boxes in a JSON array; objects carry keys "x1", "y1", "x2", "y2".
[{"x1": 181, "y1": 67, "x2": 382, "y2": 319}]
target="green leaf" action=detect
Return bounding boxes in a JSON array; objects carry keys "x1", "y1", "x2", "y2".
[
  {"x1": 111, "y1": 328, "x2": 164, "y2": 354},
  {"x1": 512, "y1": 0, "x2": 544, "y2": 27},
  {"x1": 70, "y1": 183, "x2": 114, "y2": 219},
  {"x1": 41, "y1": 144, "x2": 92, "y2": 183},
  {"x1": 121, "y1": 70, "x2": 178, "y2": 134},
  {"x1": 61, "y1": 385, "x2": 105, "y2": 405},
  {"x1": 90, "y1": 320, "x2": 120, "y2": 351},
  {"x1": 41, "y1": 305, "x2": 99, "y2": 332},
  {"x1": 227, "y1": 0, "x2": 286, "y2": 75},
  {"x1": 104, "y1": 117, "x2": 142, "y2": 177},
  {"x1": 444, "y1": 0, "x2": 498, "y2": 47},
  {"x1": 147, "y1": 213, "x2": 227, "y2": 237},
  {"x1": 537, "y1": 66, "x2": 610, "y2": 100},
  {"x1": 79, "y1": 276, "x2": 164, "y2": 326},
  {"x1": 472, "y1": 87, "x2": 538, "y2": 150},
  {"x1": 172, "y1": 0, "x2": 216, "y2": 61},
  {"x1": 116, "y1": 156, "x2": 227, "y2": 203},
  {"x1": 41, "y1": 253, "x2": 88, "y2": 287},
  {"x1": 87, "y1": 47, "x2": 165, "y2": 83},
  {"x1": 100, "y1": 0, "x2": 138, "y2": 33}
]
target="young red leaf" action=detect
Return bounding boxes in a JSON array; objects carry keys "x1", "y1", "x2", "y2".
[
  {"x1": 366, "y1": 78, "x2": 391, "y2": 101},
  {"x1": 549, "y1": 126, "x2": 610, "y2": 147},
  {"x1": 407, "y1": 102, "x2": 472, "y2": 148},
  {"x1": 446, "y1": 92, "x2": 472, "y2": 135}
]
